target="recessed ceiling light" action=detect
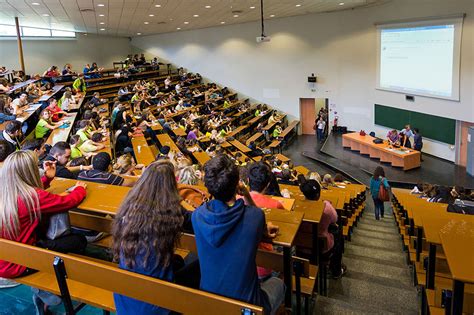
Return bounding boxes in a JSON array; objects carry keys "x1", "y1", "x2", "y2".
[
  {"x1": 184, "y1": 21, "x2": 189, "y2": 24},
  {"x1": 220, "y1": 21, "x2": 225, "y2": 24},
  {"x1": 97, "y1": 4, "x2": 105, "y2": 7},
  {"x1": 205, "y1": 5, "x2": 211, "y2": 9},
  {"x1": 149, "y1": 14, "x2": 154, "y2": 17},
  {"x1": 250, "y1": 6, "x2": 255, "y2": 9},
  {"x1": 99, "y1": 22, "x2": 105, "y2": 25},
  {"x1": 270, "y1": 14, "x2": 275, "y2": 17},
  {"x1": 339, "y1": 2, "x2": 345, "y2": 5},
  {"x1": 42, "y1": 14, "x2": 49, "y2": 16},
  {"x1": 144, "y1": 21, "x2": 149, "y2": 24},
  {"x1": 296, "y1": 4, "x2": 301, "y2": 7},
  {"x1": 100, "y1": 28, "x2": 105, "y2": 31},
  {"x1": 84, "y1": 33, "x2": 88, "y2": 36},
  {"x1": 32, "y1": 2, "x2": 40, "y2": 5},
  {"x1": 193, "y1": 14, "x2": 199, "y2": 17},
  {"x1": 99, "y1": 14, "x2": 105, "y2": 17},
  {"x1": 137, "y1": 32, "x2": 142, "y2": 35},
  {"x1": 233, "y1": 14, "x2": 239, "y2": 18},
  {"x1": 155, "y1": 4, "x2": 161, "y2": 7},
  {"x1": 176, "y1": 27, "x2": 181, "y2": 30}
]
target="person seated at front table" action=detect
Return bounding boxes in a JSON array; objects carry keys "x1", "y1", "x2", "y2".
[
  {"x1": 299, "y1": 177, "x2": 347, "y2": 278},
  {"x1": 78, "y1": 152, "x2": 135, "y2": 187},
  {"x1": 46, "y1": 98, "x2": 69, "y2": 122},
  {"x1": 386, "y1": 129, "x2": 400, "y2": 146},
  {"x1": 0, "y1": 150, "x2": 87, "y2": 313},
  {"x1": 35, "y1": 109, "x2": 65, "y2": 139},
  {"x1": 192, "y1": 155, "x2": 285, "y2": 315}
]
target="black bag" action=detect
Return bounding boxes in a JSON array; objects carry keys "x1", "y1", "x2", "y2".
[{"x1": 373, "y1": 138, "x2": 383, "y2": 144}]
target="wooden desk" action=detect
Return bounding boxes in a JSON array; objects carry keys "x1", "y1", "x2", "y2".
[
  {"x1": 342, "y1": 132, "x2": 420, "y2": 171},
  {"x1": 227, "y1": 125, "x2": 247, "y2": 138},
  {"x1": 275, "y1": 153, "x2": 290, "y2": 163},
  {"x1": 269, "y1": 196, "x2": 295, "y2": 211},
  {"x1": 279, "y1": 120, "x2": 299, "y2": 138},
  {"x1": 193, "y1": 151, "x2": 211, "y2": 166},
  {"x1": 229, "y1": 139, "x2": 251, "y2": 153},
  {"x1": 157, "y1": 134, "x2": 182, "y2": 155},
  {"x1": 245, "y1": 133, "x2": 263, "y2": 146},
  {"x1": 294, "y1": 165, "x2": 310, "y2": 176},
  {"x1": 439, "y1": 220, "x2": 474, "y2": 314},
  {"x1": 131, "y1": 136, "x2": 155, "y2": 165},
  {"x1": 45, "y1": 113, "x2": 77, "y2": 145},
  {"x1": 39, "y1": 84, "x2": 64, "y2": 102}
]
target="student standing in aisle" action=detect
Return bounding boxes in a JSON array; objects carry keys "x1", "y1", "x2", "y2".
[{"x1": 369, "y1": 166, "x2": 390, "y2": 220}]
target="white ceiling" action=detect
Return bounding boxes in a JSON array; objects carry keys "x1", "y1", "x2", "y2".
[{"x1": 0, "y1": 0, "x2": 388, "y2": 37}]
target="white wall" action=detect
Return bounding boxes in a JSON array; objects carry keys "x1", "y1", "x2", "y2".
[
  {"x1": 131, "y1": 0, "x2": 474, "y2": 162},
  {"x1": 0, "y1": 34, "x2": 132, "y2": 74}
]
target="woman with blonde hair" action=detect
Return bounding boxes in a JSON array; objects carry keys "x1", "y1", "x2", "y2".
[
  {"x1": 113, "y1": 153, "x2": 143, "y2": 176},
  {"x1": 112, "y1": 160, "x2": 198, "y2": 314},
  {"x1": 177, "y1": 165, "x2": 199, "y2": 185},
  {"x1": 0, "y1": 151, "x2": 87, "y2": 312}
]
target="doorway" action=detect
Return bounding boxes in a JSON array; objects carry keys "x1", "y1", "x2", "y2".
[{"x1": 299, "y1": 98, "x2": 328, "y2": 135}]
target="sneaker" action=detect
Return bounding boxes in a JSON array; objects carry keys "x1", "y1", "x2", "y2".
[
  {"x1": 0, "y1": 277, "x2": 20, "y2": 289},
  {"x1": 333, "y1": 264, "x2": 347, "y2": 279},
  {"x1": 85, "y1": 232, "x2": 106, "y2": 243}
]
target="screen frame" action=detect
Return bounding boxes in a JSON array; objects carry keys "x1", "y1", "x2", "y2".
[{"x1": 375, "y1": 16, "x2": 464, "y2": 101}]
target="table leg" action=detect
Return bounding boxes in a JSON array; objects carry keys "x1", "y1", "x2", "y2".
[
  {"x1": 416, "y1": 227, "x2": 422, "y2": 262},
  {"x1": 451, "y1": 280, "x2": 464, "y2": 315},
  {"x1": 426, "y1": 243, "x2": 436, "y2": 289},
  {"x1": 283, "y1": 247, "x2": 293, "y2": 308},
  {"x1": 311, "y1": 223, "x2": 319, "y2": 265}
]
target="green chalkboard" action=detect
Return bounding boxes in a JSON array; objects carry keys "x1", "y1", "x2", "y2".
[{"x1": 374, "y1": 104, "x2": 455, "y2": 144}]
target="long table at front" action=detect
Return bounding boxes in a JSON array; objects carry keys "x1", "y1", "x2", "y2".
[
  {"x1": 342, "y1": 132, "x2": 420, "y2": 171},
  {"x1": 47, "y1": 177, "x2": 303, "y2": 308}
]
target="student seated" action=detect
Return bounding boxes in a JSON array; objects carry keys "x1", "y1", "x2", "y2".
[
  {"x1": 0, "y1": 150, "x2": 87, "y2": 312},
  {"x1": 299, "y1": 177, "x2": 347, "y2": 279},
  {"x1": 35, "y1": 109, "x2": 64, "y2": 139},
  {"x1": 46, "y1": 98, "x2": 68, "y2": 122},
  {"x1": 0, "y1": 120, "x2": 22, "y2": 152},
  {"x1": 43, "y1": 142, "x2": 76, "y2": 179},
  {"x1": 0, "y1": 98, "x2": 16, "y2": 124},
  {"x1": 247, "y1": 162, "x2": 284, "y2": 209},
  {"x1": 386, "y1": 129, "x2": 400, "y2": 146},
  {"x1": 192, "y1": 155, "x2": 285, "y2": 315},
  {"x1": 112, "y1": 160, "x2": 198, "y2": 314},
  {"x1": 10, "y1": 93, "x2": 28, "y2": 115},
  {"x1": 78, "y1": 152, "x2": 135, "y2": 187},
  {"x1": 72, "y1": 73, "x2": 86, "y2": 95},
  {"x1": 113, "y1": 153, "x2": 143, "y2": 177},
  {"x1": 0, "y1": 140, "x2": 14, "y2": 166}
]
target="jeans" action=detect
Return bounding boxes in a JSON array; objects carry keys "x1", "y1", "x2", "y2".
[
  {"x1": 373, "y1": 197, "x2": 385, "y2": 220},
  {"x1": 260, "y1": 277, "x2": 285, "y2": 315},
  {"x1": 317, "y1": 129, "x2": 324, "y2": 142}
]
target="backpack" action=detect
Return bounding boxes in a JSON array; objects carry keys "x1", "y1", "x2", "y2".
[
  {"x1": 378, "y1": 179, "x2": 390, "y2": 202},
  {"x1": 178, "y1": 185, "x2": 210, "y2": 209},
  {"x1": 359, "y1": 130, "x2": 366, "y2": 136}
]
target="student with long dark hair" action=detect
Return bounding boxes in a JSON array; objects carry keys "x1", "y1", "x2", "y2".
[
  {"x1": 370, "y1": 166, "x2": 390, "y2": 220},
  {"x1": 112, "y1": 160, "x2": 197, "y2": 314}
]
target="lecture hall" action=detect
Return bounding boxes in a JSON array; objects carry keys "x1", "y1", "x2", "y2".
[{"x1": 0, "y1": 0, "x2": 473, "y2": 314}]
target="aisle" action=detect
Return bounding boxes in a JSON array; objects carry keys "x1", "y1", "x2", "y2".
[{"x1": 315, "y1": 196, "x2": 419, "y2": 314}]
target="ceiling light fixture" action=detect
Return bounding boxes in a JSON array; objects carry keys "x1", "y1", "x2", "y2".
[
  {"x1": 144, "y1": 21, "x2": 149, "y2": 24},
  {"x1": 250, "y1": 6, "x2": 255, "y2": 9},
  {"x1": 177, "y1": 27, "x2": 181, "y2": 30},
  {"x1": 270, "y1": 14, "x2": 275, "y2": 17},
  {"x1": 97, "y1": 4, "x2": 105, "y2": 7},
  {"x1": 184, "y1": 21, "x2": 189, "y2": 24},
  {"x1": 137, "y1": 32, "x2": 142, "y2": 35},
  {"x1": 99, "y1": 22, "x2": 105, "y2": 25},
  {"x1": 149, "y1": 14, "x2": 154, "y2": 17},
  {"x1": 339, "y1": 2, "x2": 345, "y2": 5},
  {"x1": 100, "y1": 28, "x2": 105, "y2": 31},
  {"x1": 220, "y1": 21, "x2": 225, "y2": 24},
  {"x1": 42, "y1": 13, "x2": 49, "y2": 16},
  {"x1": 99, "y1": 14, "x2": 104, "y2": 17},
  {"x1": 233, "y1": 14, "x2": 239, "y2": 17},
  {"x1": 296, "y1": 4, "x2": 301, "y2": 7},
  {"x1": 32, "y1": 2, "x2": 40, "y2": 5},
  {"x1": 193, "y1": 14, "x2": 199, "y2": 17},
  {"x1": 155, "y1": 4, "x2": 161, "y2": 7},
  {"x1": 205, "y1": 5, "x2": 211, "y2": 8}
]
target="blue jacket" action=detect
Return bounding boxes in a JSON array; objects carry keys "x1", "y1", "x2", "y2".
[
  {"x1": 114, "y1": 250, "x2": 173, "y2": 315},
  {"x1": 192, "y1": 199, "x2": 271, "y2": 313},
  {"x1": 0, "y1": 112, "x2": 16, "y2": 124},
  {"x1": 370, "y1": 176, "x2": 389, "y2": 199}
]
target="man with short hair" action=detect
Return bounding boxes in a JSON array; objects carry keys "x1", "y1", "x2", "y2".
[
  {"x1": 10, "y1": 93, "x2": 28, "y2": 115},
  {"x1": 0, "y1": 120, "x2": 22, "y2": 153},
  {"x1": 78, "y1": 152, "x2": 135, "y2": 186},
  {"x1": 22, "y1": 138, "x2": 47, "y2": 160},
  {"x1": 192, "y1": 155, "x2": 285, "y2": 315},
  {"x1": 0, "y1": 140, "x2": 14, "y2": 165},
  {"x1": 44, "y1": 141, "x2": 75, "y2": 179}
]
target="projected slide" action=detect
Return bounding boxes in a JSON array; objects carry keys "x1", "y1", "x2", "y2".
[{"x1": 379, "y1": 25, "x2": 456, "y2": 98}]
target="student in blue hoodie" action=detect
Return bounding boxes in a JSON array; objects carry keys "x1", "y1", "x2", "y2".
[{"x1": 192, "y1": 155, "x2": 285, "y2": 315}]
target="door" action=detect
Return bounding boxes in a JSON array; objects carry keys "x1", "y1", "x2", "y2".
[
  {"x1": 300, "y1": 98, "x2": 316, "y2": 135},
  {"x1": 457, "y1": 121, "x2": 474, "y2": 167}
]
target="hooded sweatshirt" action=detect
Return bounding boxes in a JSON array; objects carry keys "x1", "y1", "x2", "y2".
[{"x1": 191, "y1": 198, "x2": 271, "y2": 313}]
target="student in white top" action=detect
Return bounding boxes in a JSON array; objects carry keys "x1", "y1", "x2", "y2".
[
  {"x1": 11, "y1": 93, "x2": 29, "y2": 115},
  {"x1": 316, "y1": 117, "x2": 326, "y2": 142}
]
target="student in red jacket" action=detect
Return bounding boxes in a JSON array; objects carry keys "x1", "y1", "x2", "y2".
[{"x1": 0, "y1": 150, "x2": 87, "y2": 279}]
